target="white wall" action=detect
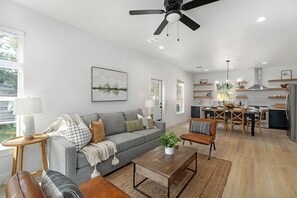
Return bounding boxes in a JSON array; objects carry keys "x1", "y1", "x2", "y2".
[
  {"x1": 194, "y1": 65, "x2": 297, "y2": 106},
  {"x1": 0, "y1": 0, "x2": 194, "y2": 183}
]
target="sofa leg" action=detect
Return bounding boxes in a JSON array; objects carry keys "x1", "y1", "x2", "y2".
[
  {"x1": 182, "y1": 140, "x2": 185, "y2": 145},
  {"x1": 208, "y1": 143, "x2": 213, "y2": 160},
  {"x1": 213, "y1": 142, "x2": 216, "y2": 150},
  {"x1": 190, "y1": 141, "x2": 193, "y2": 145}
]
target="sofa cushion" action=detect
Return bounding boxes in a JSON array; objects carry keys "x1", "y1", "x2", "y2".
[
  {"x1": 133, "y1": 128, "x2": 163, "y2": 142},
  {"x1": 123, "y1": 108, "x2": 143, "y2": 121},
  {"x1": 41, "y1": 170, "x2": 84, "y2": 198},
  {"x1": 105, "y1": 133, "x2": 144, "y2": 153},
  {"x1": 125, "y1": 119, "x2": 144, "y2": 132},
  {"x1": 98, "y1": 112, "x2": 126, "y2": 136},
  {"x1": 81, "y1": 113, "x2": 99, "y2": 126}
]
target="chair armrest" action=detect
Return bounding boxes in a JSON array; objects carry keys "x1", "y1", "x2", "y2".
[
  {"x1": 154, "y1": 121, "x2": 166, "y2": 133},
  {"x1": 79, "y1": 176, "x2": 130, "y2": 198},
  {"x1": 47, "y1": 136, "x2": 77, "y2": 183}
]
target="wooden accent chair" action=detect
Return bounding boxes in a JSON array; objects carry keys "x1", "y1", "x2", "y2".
[
  {"x1": 213, "y1": 109, "x2": 228, "y2": 131},
  {"x1": 230, "y1": 108, "x2": 246, "y2": 135},
  {"x1": 247, "y1": 110, "x2": 263, "y2": 135},
  {"x1": 180, "y1": 118, "x2": 217, "y2": 160}
]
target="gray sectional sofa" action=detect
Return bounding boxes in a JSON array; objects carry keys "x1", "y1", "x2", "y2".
[{"x1": 47, "y1": 108, "x2": 166, "y2": 184}]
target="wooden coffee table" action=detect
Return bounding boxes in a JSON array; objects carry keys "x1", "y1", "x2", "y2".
[{"x1": 132, "y1": 145, "x2": 197, "y2": 198}]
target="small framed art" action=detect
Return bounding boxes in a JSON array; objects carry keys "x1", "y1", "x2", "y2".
[{"x1": 281, "y1": 70, "x2": 292, "y2": 79}]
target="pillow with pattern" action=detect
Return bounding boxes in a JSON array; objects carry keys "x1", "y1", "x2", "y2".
[
  {"x1": 41, "y1": 170, "x2": 83, "y2": 198},
  {"x1": 65, "y1": 122, "x2": 92, "y2": 151},
  {"x1": 191, "y1": 121, "x2": 211, "y2": 135}
]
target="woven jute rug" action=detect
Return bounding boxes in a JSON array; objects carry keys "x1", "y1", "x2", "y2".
[{"x1": 105, "y1": 153, "x2": 232, "y2": 198}]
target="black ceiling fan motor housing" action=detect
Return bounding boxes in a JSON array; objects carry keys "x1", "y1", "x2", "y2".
[{"x1": 164, "y1": 0, "x2": 183, "y2": 12}]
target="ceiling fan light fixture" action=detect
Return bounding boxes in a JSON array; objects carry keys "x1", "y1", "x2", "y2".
[{"x1": 166, "y1": 12, "x2": 181, "y2": 23}]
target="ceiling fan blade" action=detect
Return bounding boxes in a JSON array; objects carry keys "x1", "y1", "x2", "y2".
[
  {"x1": 154, "y1": 19, "x2": 168, "y2": 35},
  {"x1": 180, "y1": 14, "x2": 200, "y2": 30},
  {"x1": 129, "y1": 10, "x2": 165, "y2": 15},
  {"x1": 182, "y1": 0, "x2": 219, "y2": 11}
]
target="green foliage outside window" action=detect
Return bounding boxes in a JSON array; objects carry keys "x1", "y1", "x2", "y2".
[
  {"x1": 0, "y1": 123, "x2": 16, "y2": 142},
  {"x1": 216, "y1": 82, "x2": 234, "y2": 101},
  {"x1": 0, "y1": 32, "x2": 19, "y2": 62}
]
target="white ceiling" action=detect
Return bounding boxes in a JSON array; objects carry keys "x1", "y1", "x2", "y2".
[{"x1": 11, "y1": 0, "x2": 297, "y2": 73}]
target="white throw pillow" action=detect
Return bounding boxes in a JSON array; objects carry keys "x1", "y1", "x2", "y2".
[
  {"x1": 65, "y1": 122, "x2": 92, "y2": 151},
  {"x1": 137, "y1": 114, "x2": 155, "y2": 129}
]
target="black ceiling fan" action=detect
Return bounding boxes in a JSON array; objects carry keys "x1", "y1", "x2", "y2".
[{"x1": 129, "y1": 0, "x2": 219, "y2": 35}]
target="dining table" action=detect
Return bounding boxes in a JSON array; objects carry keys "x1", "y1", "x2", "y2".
[{"x1": 203, "y1": 109, "x2": 258, "y2": 136}]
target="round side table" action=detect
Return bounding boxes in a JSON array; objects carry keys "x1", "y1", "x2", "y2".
[{"x1": 1, "y1": 134, "x2": 48, "y2": 176}]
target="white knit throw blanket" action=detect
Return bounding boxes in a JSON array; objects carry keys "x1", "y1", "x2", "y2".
[
  {"x1": 80, "y1": 141, "x2": 119, "y2": 177},
  {"x1": 44, "y1": 114, "x2": 119, "y2": 177}
]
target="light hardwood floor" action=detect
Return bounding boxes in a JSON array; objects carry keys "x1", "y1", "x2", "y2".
[
  {"x1": 1, "y1": 123, "x2": 296, "y2": 198},
  {"x1": 168, "y1": 122, "x2": 297, "y2": 198}
]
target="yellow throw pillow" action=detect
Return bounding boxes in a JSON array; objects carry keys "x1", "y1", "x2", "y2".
[{"x1": 89, "y1": 119, "x2": 105, "y2": 143}]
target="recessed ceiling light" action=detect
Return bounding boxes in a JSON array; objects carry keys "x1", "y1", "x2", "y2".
[
  {"x1": 262, "y1": 61, "x2": 267, "y2": 64},
  {"x1": 204, "y1": 69, "x2": 208, "y2": 71},
  {"x1": 257, "y1": 17, "x2": 266, "y2": 23},
  {"x1": 159, "y1": 46, "x2": 164, "y2": 50}
]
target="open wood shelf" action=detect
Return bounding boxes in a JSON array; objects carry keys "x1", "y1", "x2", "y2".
[
  {"x1": 235, "y1": 89, "x2": 247, "y2": 92},
  {"x1": 193, "y1": 83, "x2": 213, "y2": 86},
  {"x1": 194, "y1": 96, "x2": 212, "y2": 99},
  {"x1": 193, "y1": 90, "x2": 213, "y2": 92},
  {"x1": 268, "y1": 96, "x2": 286, "y2": 99},
  {"x1": 268, "y1": 78, "x2": 297, "y2": 82},
  {"x1": 268, "y1": 88, "x2": 288, "y2": 90}
]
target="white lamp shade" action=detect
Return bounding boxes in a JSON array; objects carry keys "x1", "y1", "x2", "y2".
[
  {"x1": 145, "y1": 100, "x2": 155, "y2": 108},
  {"x1": 13, "y1": 98, "x2": 43, "y2": 115}
]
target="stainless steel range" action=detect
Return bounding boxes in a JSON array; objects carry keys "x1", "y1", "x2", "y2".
[{"x1": 248, "y1": 105, "x2": 269, "y2": 128}]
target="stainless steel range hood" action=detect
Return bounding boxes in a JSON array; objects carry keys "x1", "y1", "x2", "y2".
[{"x1": 247, "y1": 68, "x2": 268, "y2": 90}]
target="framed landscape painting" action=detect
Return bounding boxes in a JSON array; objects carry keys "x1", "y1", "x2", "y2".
[{"x1": 91, "y1": 67, "x2": 128, "y2": 102}]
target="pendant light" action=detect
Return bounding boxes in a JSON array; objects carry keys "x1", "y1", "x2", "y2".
[{"x1": 226, "y1": 60, "x2": 230, "y2": 88}]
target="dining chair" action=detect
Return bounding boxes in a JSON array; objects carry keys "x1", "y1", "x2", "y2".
[
  {"x1": 230, "y1": 108, "x2": 245, "y2": 135},
  {"x1": 246, "y1": 110, "x2": 263, "y2": 135},
  {"x1": 213, "y1": 109, "x2": 228, "y2": 131}
]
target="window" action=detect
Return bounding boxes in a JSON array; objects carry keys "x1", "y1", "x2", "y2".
[
  {"x1": 0, "y1": 27, "x2": 23, "y2": 142},
  {"x1": 215, "y1": 81, "x2": 234, "y2": 102},
  {"x1": 176, "y1": 79, "x2": 184, "y2": 113}
]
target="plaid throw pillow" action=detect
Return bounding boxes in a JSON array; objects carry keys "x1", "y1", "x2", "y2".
[
  {"x1": 125, "y1": 119, "x2": 143, "y2": 132},
  {"x1": 191, "y1": 121, "x2": 211, "y2": 135},
  {"x1": 65, "y1": 122, "x2": 92, "y2": 151}
]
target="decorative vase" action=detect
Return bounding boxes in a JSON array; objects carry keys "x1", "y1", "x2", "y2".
[{"x1": 165, "y1": 147, "x2": 175, "y2": 155}]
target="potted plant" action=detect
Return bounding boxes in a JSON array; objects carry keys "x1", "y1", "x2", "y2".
[{"x1": 159, "y1": 132, "x2": 181, "y2": 155}]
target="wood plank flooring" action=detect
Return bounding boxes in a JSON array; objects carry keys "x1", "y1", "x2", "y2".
[
  {"x1": 1, "y1": 123, "x2": 296, "y2": 198},
  {"x1": 168, "y1": 122, "x2": 297, "y2": 198}
]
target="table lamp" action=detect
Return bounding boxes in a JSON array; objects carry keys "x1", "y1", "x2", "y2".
[
  {"x1": 145, "y1": 99, "x2": 155, "y2": 117},
  {"x1": 13, "y1": 97, "x2": 43, "y2": 140}
]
